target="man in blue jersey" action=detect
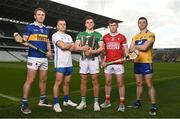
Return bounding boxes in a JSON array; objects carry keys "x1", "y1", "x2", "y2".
[{"x1": 21, "y1": 8, "x2": 52, "y2": 114}]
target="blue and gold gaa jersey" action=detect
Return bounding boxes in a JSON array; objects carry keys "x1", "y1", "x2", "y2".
[
  {"x1": 132, "y1": 31, "x2": 155, "y2": 63},
  {"x1": 23, "y1": 22, "x2": 50, "y2": 58}
]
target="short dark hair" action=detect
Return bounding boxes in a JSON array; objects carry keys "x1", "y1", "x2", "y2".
[
  {"x1": 57, "y1": 18, "x2": 66, "y2": 24},
  {"x1": 138, "y1": 17, "x2": 148, "y2": 23},
  {"x1": 34, "y1": 8, "x2": 46, "y2": 15},
  {"x1": 85, "y1": 16, "x2": 94, "y2": 22},
  {"x1": 108, "y1": 19, "x2": 119, "y2": 25}
]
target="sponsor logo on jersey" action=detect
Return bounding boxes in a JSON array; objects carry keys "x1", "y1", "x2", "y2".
[{"x1": 106, "y1": 42, "x2": 120, "y2": 49}]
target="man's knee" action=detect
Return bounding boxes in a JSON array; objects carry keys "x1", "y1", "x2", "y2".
[
  {"x1": 64, "y1": 79, "x2": 70, "y2": 85},
  {"x1": 105, "y1": 79, "x2": 111, "y2": 87},
  {"x1": 147, "y1": 83, "x2": 154, "y2": 89},
  {"x1": 26, "y1": 77, "x2": 35, "y2": 85},
  {"x1": 136, "y1": 81, "x2": 143, "y2": 87}
]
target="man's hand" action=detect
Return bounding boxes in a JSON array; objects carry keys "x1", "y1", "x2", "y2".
[
  {"x1": 81, "y1": 45, "x2": 90, "y2": 51},
  {"x1": 101, "y1": 60, "x2": 107, "y2": 68},
  {"x1": 85, "y1": 47, "x2": 93, "y2": 56},
  {"x1": 46, "y1": 50, "x2": 53, "y2": 59},
  {"x1": 125, "y1": 55, "x2": 130, "y2": 60}
]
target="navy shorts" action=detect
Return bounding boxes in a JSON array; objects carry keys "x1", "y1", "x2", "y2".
[
  {"x1": 134, "y1": 63, "x2": 153, "y2": 75},
  {"x1": 55, "y1": 67, "x2": 73, "y2": 75}
]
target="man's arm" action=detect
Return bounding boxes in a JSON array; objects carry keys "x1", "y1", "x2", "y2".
[
  {"x1": 56, "y1": 40, "x2": 72, "y2": 50},
  {"x1": 74, "y1": 41, "x2": 89, "y2": 52},
  {"x1": 135, "y1": 40, "x2": 154, "y2": 51},
  {"x1": 123, "y1": 44, "x2": 129, "y2": 57},
  {"x1": 46, "y1": 39, "x2": 53, "y2": 58},
  {"x1": 89, "y1": 42, "x2": 105, "y2": 55},
  {"x1": 129, "y1": 39, "x2": 136, "y2": 52}
]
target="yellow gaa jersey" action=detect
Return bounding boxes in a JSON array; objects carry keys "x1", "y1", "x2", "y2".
[{"x1": 132, "y1": 31, "x2": 155, "y2": 63}]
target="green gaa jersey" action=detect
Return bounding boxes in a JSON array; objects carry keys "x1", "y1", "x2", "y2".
[
  {"x1": 76, "y1": 31, "x2": 103, "y2": 59},
  {"x1": 76, "y1": 31, "x2": 103, "y2": 49}
]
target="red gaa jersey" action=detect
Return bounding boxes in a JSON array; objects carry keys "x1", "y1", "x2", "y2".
[{"x1": 103, "y1": 33, "x2": 127, "y2": 64}]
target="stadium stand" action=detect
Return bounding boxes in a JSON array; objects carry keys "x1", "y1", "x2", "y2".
[
  {"x1": 153, "y1": 48, "x2": 180, "y2": 62},
  {"x1": 0, "y1": 50, "x2": 20, "y2": 62},
  {"x1": 0, "y1": 0, "x2": 122, "y2": 62},
  {"x1": 1, "y1": 0, "x2": 179, "y2": 63}
]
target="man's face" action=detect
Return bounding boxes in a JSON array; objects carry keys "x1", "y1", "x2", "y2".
[
  {"x1": 138, "y1": 19, "x2": 148, "y2": 30},
  {"x1": 34, "y1": 10, "x2": 45, "y2": 23},
  {"x1": 109, "y1": 22, "x2": 118, "y2": 33},
  {"x1": 85, "y1": 19, "x2": 94, "y2": 30},
  {"x1": 57, "y1": 20, "x2": 66, "y2": 32}
]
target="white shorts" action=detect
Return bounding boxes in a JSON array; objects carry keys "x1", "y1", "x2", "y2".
[
  {"x1": 104, "y1": 64, "x2": 124, "y2": 74},
  {"x1": 79, "y1": 57, "x2": 99, "y2": 74},
  {"x1": 27, "y1": 57, "x2": 48, "y2": 70}
]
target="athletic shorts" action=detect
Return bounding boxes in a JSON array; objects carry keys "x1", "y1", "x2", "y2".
[
  {"x1": 27, "y1": 57, "x2": 48, "y2": 70},
  {"x1": 55, "y1": 67, "x2": 73, "y2": 75},
  {"x1": 134, "y1": 63, "x2": 153, "y2": 75},
  {"x1": 104, "y1": 64, "x2": 124, "y2": 75},
  {"x1": 79, "y1": 57, "x2": 99, "y2": 74}
]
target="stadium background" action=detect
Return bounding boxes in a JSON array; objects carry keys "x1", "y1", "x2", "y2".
[{"x1": 0, "y1": 0, "x2": 180, "y2": 118}]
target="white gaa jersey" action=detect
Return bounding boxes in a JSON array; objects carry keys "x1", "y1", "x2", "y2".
[{"x1": 52, "y1": 31, "x2": 73, "y2": 68}]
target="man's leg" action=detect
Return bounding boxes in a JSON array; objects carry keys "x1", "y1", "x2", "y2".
[
  {"x1": 76, "y1": 74, "x2": 88, "y2": 110},
  {"x1": 53, "y1": 72, "x2": 64, "y2": 112},
  {"x1": 144, "y1": 74, "x2": 157, "y2": 115},
  {"x1": 53, "y1": 72, "x2": 64, "y2": 104},
  {"x1": 21, "y1": 68, "x2": 37, "y2": 114},
  {"x1": 38, "y1": 69, "x2": 52, "y2": 107},
  {"x1": 39, "y1": 70, "x2": 47, "y2": 99},
  {"x1": 91, "y1": 73, "x2": 100, "y2": 111},
  {"x1": 80, "y1": 74, "x2": 88, "y2": 100},
  {"x1": 116, "y1": 74, "x2": 125, "y2": 112},
  {"x1": 134, "y1": 74, "x2": 143, "y2": 108},
  {"x1": 63, "y1": 75, "x2": 77, "y2": 107},
  {"x1": 63, "y1": 75, "x2": 71, "y2": 101},
  {"x1": 91, "y1": 73, "x2": 99, "y2": 98},
  {"x1": 100, "y1": 73, "x2": 112, "y2": 108},
  {"x1": 144, "y1": 74, "x2": 156, "y2": 104}
]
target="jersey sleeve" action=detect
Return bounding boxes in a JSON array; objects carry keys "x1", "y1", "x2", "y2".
[
  {"x1": 102, "y1": 35, "x2": 106, "y2": 44},
  {"x1": 23, "y1": 25, "x2": 31, "y2": 37},
  {"x1": 122, "y1": 35, "x2": 127, "y2": 46},
  {"x1": 148, "y1": 32, "x2": 155, "y2": 42},
  {"x1": 76, "y1": 32, "x2": 81, "y2": 42},
  {"x1": 97, "y1": 33, "x2": 103, "y2": 44},
  {"x1": 131, "y1": 35, "x2": 137, "y2": 45},
  {"x1": 52, "y1": 34, "x2": 61, "y2": 44},
  {"x1": 47, "y1": 29, "x2": 52, "y2": 40},
  {"x1": 67, "y1": 35, "x2": 74, "y2": 44}
]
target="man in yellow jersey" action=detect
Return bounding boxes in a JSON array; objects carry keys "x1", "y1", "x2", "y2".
[{"x1": 129, "y1": 17, "x2": 157, "y2": 116}]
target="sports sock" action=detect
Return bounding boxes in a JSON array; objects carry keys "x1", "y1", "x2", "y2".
[
  {"x1": 94, "y1": 97, "x2": 98, "y2": 103},
  {"x1": 105, "y1": 95, "x2": 110, "y2": 103},
  {"x1": 53, "y1": 97, "x2": 59, "y2": 105},
  {"x1": 64, "y1": 95, "x2": 69, "y2": 102},
  {"x1": 120, "y1": 97, "x2": 125, "y2": 105},
  {"x1": 151, "y1": 103, "x2": 157, "y2": 110},
  {"x1": 135, "y1": 100, "x2": 141, "y2": 106},
  {"x1": 40, "y1": 95, "x2": 46, "y2": 101},
  {"x1": 22, "y1": 98, "x2": 28, "y2": 108},
  {"x1": 81, "y1": 96, "x2": 86, "y2": 103}
]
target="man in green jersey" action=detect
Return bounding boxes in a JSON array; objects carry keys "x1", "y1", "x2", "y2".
[{"x1": 75, "y1": 16, "x2": 104, "y2": 111}]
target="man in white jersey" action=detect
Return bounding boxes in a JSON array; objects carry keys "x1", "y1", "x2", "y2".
[{"x1": 52, "y1": 19, "x2": 77, "y2": 112}]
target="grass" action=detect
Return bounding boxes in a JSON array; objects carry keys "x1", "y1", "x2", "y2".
[{"x1": 0, "y1": 62, "x2": 180, "y2": 118}]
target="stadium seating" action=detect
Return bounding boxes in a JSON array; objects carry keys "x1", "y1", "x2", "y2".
[
  {"x1": 1, "y1": 21, "x2": 180, "y2": 62},
  {"x1": 0, "y1": 50, "x2": 20, "y2": 61}
]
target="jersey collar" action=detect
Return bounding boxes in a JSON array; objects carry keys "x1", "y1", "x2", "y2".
[
  {"x1": 85, "y1": 30, "x2": 94, "y2": 34},
  {"x1": 109, "y1": 32, "x2": 118, "y2": 36},
  {"x1": 33, "y1": 21, "x2": 45, "y2": 28}
]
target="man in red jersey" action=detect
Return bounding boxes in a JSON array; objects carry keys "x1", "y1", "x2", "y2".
[{"x1": 100, "y1": 19, "x2": 129, "y2": 112}]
